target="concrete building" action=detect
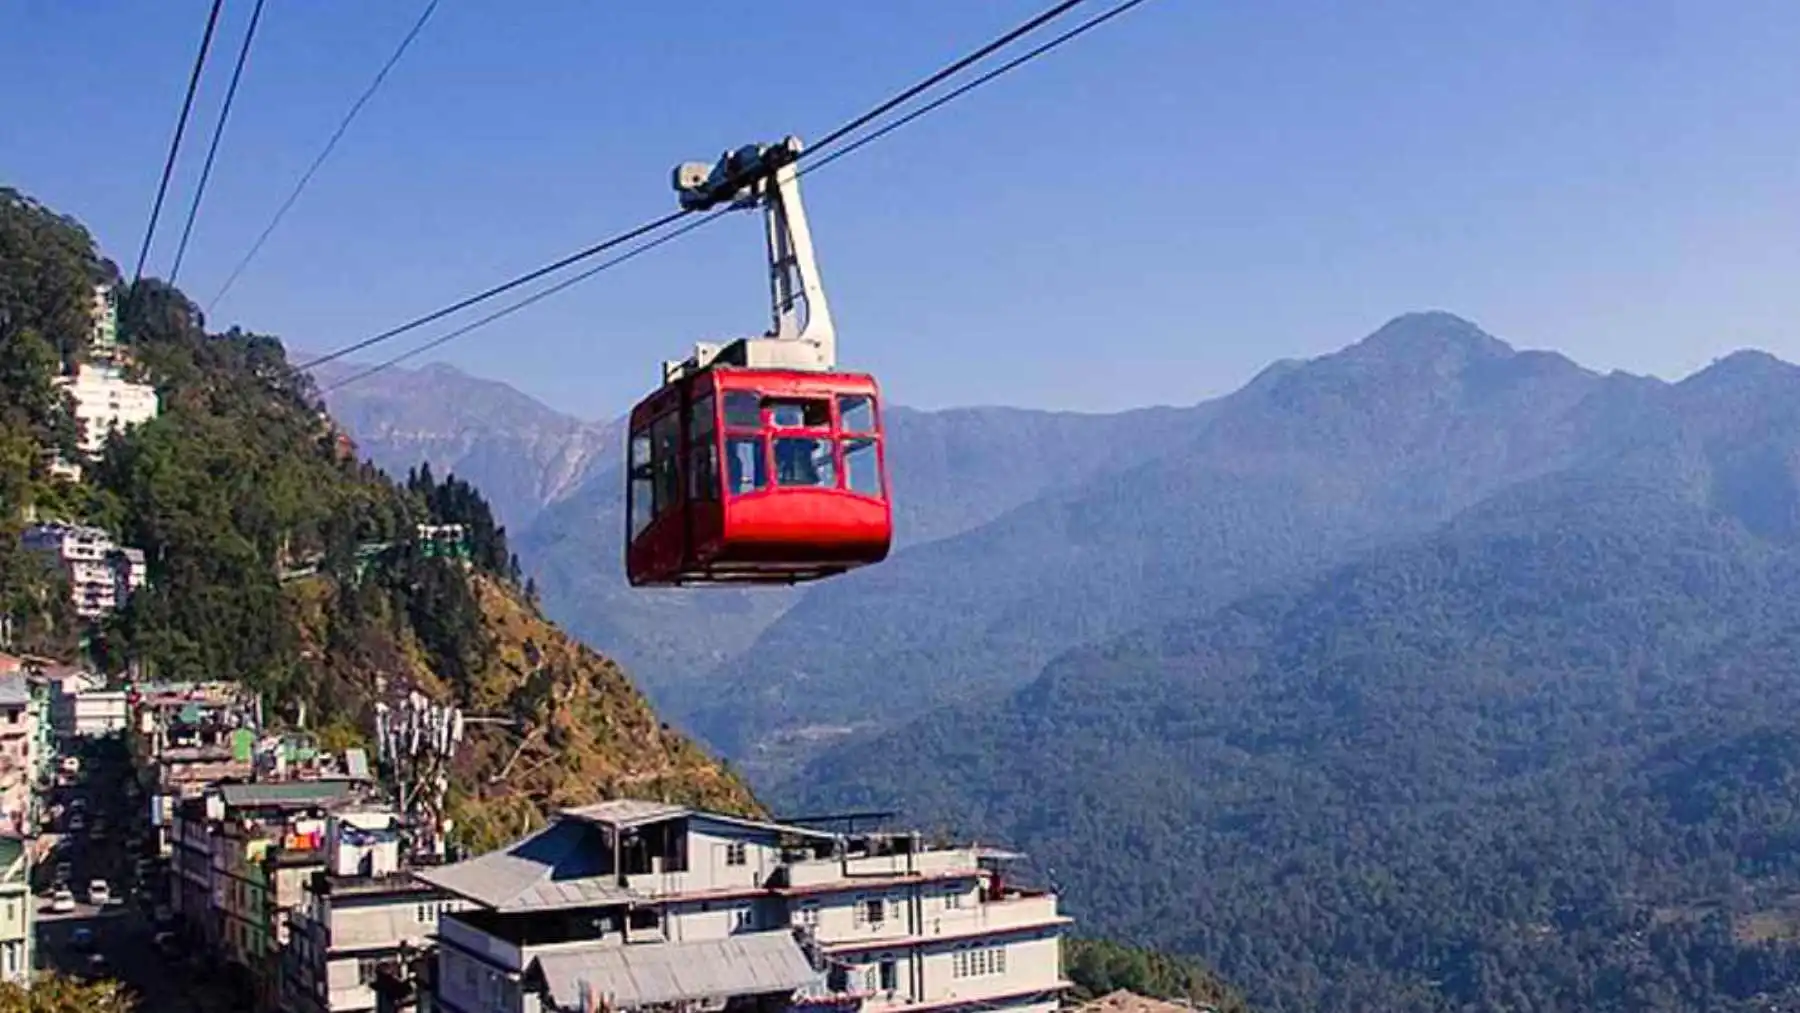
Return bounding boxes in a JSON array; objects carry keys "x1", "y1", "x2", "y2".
[
  {"x1": 55, "y1": 362, "x2": 158, "y2": 458},
  {"x1": 150, "y1": 733, "x2": 256, "y2": 858},
  {"x1": 170, "y1": 778, "x2": 375, "y2": 1009},
  {"x1": 129, "y1": 680, "x2": 263, "y2": 853},
  {"x1": 0, "y1": 835, "x2": 31, "y2": 985},
  {"x1": 416, "y1": 801, "x2": 1071, "y2": 1013},
  {"x1": 130, "y1": 680, "x2": 262, "y2": 759},
  {"x1": 90, "y1": 283, "x2": 117, "y2": 352},
  {"x1": 284, "y1": 809, "x2": 468, "y2": 1013},
  {"x1": 0, "y1": 677, "x2": 35, "y2": 837},
  {"x1": 25, "y1": 675, "x2": 53, "y2": 809},
  {"x1": 20, "y1": 523, "x2": 147, "y2": 619},
  {"x1": 46, "y1": 668, "x2": 130, "y2": 741}
]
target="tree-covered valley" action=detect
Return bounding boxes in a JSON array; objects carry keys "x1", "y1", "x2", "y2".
[{"x1": 321, "y1": 307, "x2": 1800, "y2": 1011}]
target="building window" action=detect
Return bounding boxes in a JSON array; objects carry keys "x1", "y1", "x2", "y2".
[
  {"x1": 879, "y1": 959, "x2": 898, "y2": 992},
  {"x1": 795, "y1": 904, "x2": 819, "y2": 928},
  {"x1": 944, "y1": 890, "x2": 963, "y2": 910},
  {"x1": 953, "y1": 946, "x2": 1007, "y2": 979},
  {"x1": 725, "y1": 841, "x2": 747, "y2": 866},
  {"x1": 856, "y1": 898, "x2": 885, "y2": 927},
  {"x1": 358, "y1": 957, "x2": 383, "y2": 985}
]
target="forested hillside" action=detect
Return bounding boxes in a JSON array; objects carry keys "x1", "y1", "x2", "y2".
[
  {"x1": 0, "y1": 186, "x2": 756, "y2": 849},
  {"x1": 689, "y1": 314, "x2": 1628, "y2": 777},
  {"x1": 783, "y1": 352, "x2": 1800, "y2": 1011}
]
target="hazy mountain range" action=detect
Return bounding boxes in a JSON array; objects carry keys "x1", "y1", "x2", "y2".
[{"x1": 305, "y1": 313, "x2": 1800, "y2": 1011}]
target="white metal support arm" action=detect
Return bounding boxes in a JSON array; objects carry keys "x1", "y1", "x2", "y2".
[{"x1": 665, "y1": 136, "x2": 837, "y2": 381}]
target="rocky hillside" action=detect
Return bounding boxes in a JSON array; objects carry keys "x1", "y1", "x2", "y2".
[
  {"x1": 447, "y1": 573, "x2": 760, "y2": 848},
  {"x1": 0, "y1": 186, "x2": 753, "y2": 847},
  {"x1": 305, "y1": 355, "x2": 617, "y2": 532}
]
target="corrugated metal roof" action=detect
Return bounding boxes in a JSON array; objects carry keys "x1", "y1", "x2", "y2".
[
  {"x1": 560, "y1": 800, "x2": 838, "y2": 841},
  {"x1": 0, "y1": 675, "x2": 29, "y2": 707},
  {"x1": 218, "y1": 780, "x2": 360, "y2": 809},
  {"x1": 560, "y1": 799, "x2": 691, "y2": 829},
  {"x1": 414, "y1": 819, "x2": 638, "y2": 912},
  {"x1": 533, "y1": 931, "x2": 822, "y2": 1008}
]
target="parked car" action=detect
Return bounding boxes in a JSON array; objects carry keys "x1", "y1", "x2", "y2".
[
  {"x1": 87, "y1": 879, "x2": 110, "y2": 907},
  {"x1": 50, "y1": 888, "x2": 75, "y2": 913}
]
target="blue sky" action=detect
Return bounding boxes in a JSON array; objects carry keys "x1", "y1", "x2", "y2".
[{"x1": 5, "y1": 0, "x2": 1799, "y2": 419}]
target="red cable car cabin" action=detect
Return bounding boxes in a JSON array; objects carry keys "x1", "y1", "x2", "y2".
[{"x1": 626, "y1": 367, "x2": 892, "y2": 586}]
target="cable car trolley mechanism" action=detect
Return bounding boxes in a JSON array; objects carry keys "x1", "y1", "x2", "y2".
[{"x1": 625, "y1": 136, "x2": 893, "y2": 587}]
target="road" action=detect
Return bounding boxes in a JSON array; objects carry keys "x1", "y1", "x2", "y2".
[{"x1": 33, "y1": 737, "x2": 244, "y2": 1013}]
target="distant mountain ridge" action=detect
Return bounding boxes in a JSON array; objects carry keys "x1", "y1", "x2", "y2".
[
  {"x1": 305, "y1": 312, "x2": 1800, "y2": 1010},
  {"x1": 308, "y1": 316, "x2": 1800, "y2": 786},
  {"x1": 684, "y1": 312, "x2": 1628, "y2": 777},
  {"x1": 778, "y1": 336, "x2": 1800, "y2": 1013},
  {"x1": 305, "y1": 354, "x2": 618, "y2": 532}
]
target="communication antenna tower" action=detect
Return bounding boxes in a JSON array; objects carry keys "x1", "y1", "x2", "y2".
[{"x1": 374, "y1": 691, "x2": 466, "y2": 859}]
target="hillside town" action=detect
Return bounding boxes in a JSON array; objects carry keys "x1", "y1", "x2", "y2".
[
  {"x1": 0, "y1": 648, "x2": 1076, "y2": 1013},
  {"x1": 2, "y1": 280, "x2": 1084, "y2": 1013}
]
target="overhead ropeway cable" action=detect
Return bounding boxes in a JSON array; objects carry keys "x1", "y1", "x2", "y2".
[
  {"x1": 317, "y1": 210, "x2": 728, "y2": 394},
  {"x1": 170, "y1": 0, "x2": 270, "y2": 286},
  {"x1": 130, "y1": 0, "x2": 227, "y2": 290},
  {"x1": 209, "y1": 0, "x2": 445, "y2": 311},
  {"x1": 304, "y1": 0, "x2": 1154, "y2": 388}
]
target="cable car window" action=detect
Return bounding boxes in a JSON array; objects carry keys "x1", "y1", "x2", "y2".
[
  {"x1": 689, "y1": 393, "x2": 716, "y2": 441},
  {"x1": 838, "y1": 395, "x2": 877, "y2": 434},
  {"x1": 723, "y1": 391, "x2": 762, "y2": 430},
  {"x1": 689, "y1": 441, "x2": 719, "y2": 501},
  {"x1": 629, "y1": 432, "x2": 653, "y2": 537},
  {"x1": 650, "y1": 413, "x2": 681, "y2": 515},
  {"x1": 843, "y1": 438, "x2": 883, "y2": 497},
  {"x1": 726, "y1": 437, "x2": 768, "y2": 495},
  {"x1": 768, "y1": 399, "x2": 830, "y2": 429},
  {"x1": 774, "y1": 437, "x2": 837, "y2": 488}
]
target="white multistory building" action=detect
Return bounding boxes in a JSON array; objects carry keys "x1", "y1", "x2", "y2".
[
  {"x1": 418, "y1": 800, "x2": 1071, "y2": 1013},
  {"x1": 0, "y1": 835, "x2": 31, "y2": 985},
  {"x1": 20, "y1": 522, "x2": 147, "y2": 618},
  {"x1": 56, "y1": 361, "x2": 158, "y2": 458},
  {"x1": 284, "y1": 809, "x2": 468, "y2": 1013},
  {"x1": 0, "y1": 677, "x2": 35, "y2": 838}
]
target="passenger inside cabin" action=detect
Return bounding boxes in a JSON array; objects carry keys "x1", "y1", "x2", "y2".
[
  {"x1": 727, "y1": 438, "x2": 767, "y2": 494},
  {"x1": 775, "y1": 438, "x2": 833, "y2": 488}
]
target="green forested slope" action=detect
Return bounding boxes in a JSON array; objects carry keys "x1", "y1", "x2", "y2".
[
  {"x1": 688, "y1": 316, "x2": 1626, "y2": 776},
  {"x1": 0, "y1": 187, "x2": 757, "y2": 845},
  {"x1": 785, "y1": 378, "x2": 1800, "y2": 1011}
]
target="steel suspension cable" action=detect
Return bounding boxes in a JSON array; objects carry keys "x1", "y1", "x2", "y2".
[
  {"x1": 170, "y1": 0, "x2": 270, "y2": 286},
  {"x1": 130, "y1": 0, "x2": 227, "y2": 290}
]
